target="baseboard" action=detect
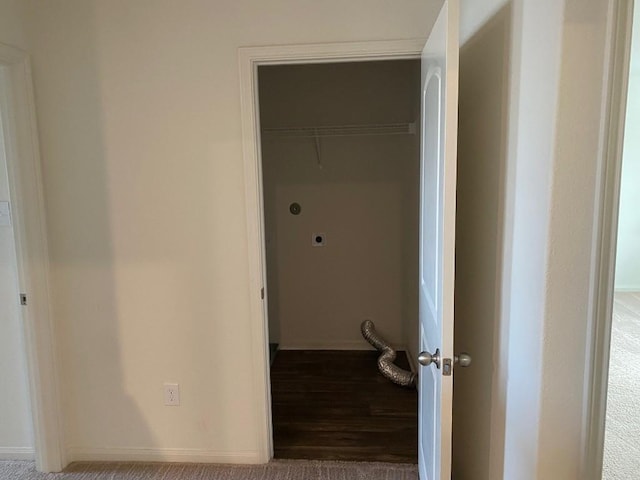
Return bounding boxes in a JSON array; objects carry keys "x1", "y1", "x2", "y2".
[
  {"x1": 66, "y1": 447, "x2": 263, "y2": 464},
  {"x1": 0, "y1": 447, "x2": 35, "y2": 460},
  {"x1": 614, "y1": 286, "x2": 640, "y2": 293},
  {"x1": 406, "y1": 347, "x2": 418, "y2": 373},
  {"x1": 279, "y1": 341, "x2": 406, "y2": 351}
]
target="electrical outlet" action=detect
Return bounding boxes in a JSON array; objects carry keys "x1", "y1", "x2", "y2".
[
  {"x1": 164, "y1": 383, "x2": 180, "y2": 406},
  {"x1": 312, "y1": 233, "x2": 326, "y2": 247}
]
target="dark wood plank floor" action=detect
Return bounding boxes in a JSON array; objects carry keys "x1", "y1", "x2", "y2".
[{"x1": 270, "y1": 350, "x2": 418, "y2": 463}]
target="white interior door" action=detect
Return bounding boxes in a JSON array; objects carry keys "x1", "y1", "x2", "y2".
[{"x1": 417, "y1": 1, "x2": 459, "y2": 479}]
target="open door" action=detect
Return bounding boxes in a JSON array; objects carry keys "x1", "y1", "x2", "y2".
[{"x1": 417, "y1": 1, "x2": 459, "y2": 479}]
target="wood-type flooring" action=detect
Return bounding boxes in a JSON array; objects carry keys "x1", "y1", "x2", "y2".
[{"x1": 270, "y1": 349, "x2": 418, "y2": 463}]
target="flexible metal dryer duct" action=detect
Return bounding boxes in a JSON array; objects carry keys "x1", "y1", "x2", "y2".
[{"x1": 361, "y1": 319, "x2": 416, "y2": 388}]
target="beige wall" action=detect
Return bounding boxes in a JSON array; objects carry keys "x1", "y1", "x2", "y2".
[
  {"x1": 0, "y1": 0, "x2": 34, "y2": 459},
  {"x1": 20, "y1": 0, "x2": 438, "y2": 462},
  {"x1": 258, "y1": 61, "x2": 421, "y2": 128},
  {"x1": 263, "y1": 139, "x2": 413, "y2": 349},
  {"x1": 260, "y1": 61, "x2": 420, "y2": 351},
  {"x1": 0, "y1": 0, "x2": 27, "y2": 49},
  {"x1": 453, "y1": 5, "x2": 510, "y2": 479},
  {"x1": 1, "y1": 0, "x2": 615, "y2": 475}
]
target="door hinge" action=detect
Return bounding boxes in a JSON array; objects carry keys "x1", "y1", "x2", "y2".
[
  {"x1": 261, "y1": 287, "x2": 264, "y2": 299},
  {"x1": 19, "y1": 293, "x2": 27, "y2": 306},
  {"x1": 442, "y1": 358, "x2": 452, "y2": 376}
]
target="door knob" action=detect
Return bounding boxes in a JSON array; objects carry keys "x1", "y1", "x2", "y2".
[
  {"x1": 418, "y1": 348, "x2": 441, "y2": 369},
  {"x1": 454, "y1": 353, "x2": 472, "y2": 367},
  {"x1": 419, "y1": 349, "x2": 471, "y2": 370}
]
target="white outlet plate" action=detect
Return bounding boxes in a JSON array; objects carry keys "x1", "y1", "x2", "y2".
[{"x1": 163, "y1": 383, "x2": 180, "y2": 406}]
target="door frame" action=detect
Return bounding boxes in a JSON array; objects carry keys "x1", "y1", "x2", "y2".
[
  {"x1": 238, "y1": 39, "x2": 425, "y2": 461},
  {"x1": 583, "y1": 0, "x2": 635, "y2": 478},
  {"x1": 0, "y1": 43, "x2": 65, "y2": 472}
]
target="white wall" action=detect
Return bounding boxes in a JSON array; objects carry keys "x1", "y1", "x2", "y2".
[
  {"x1": 21, "y1": 0, "x2": 439, "y2": 462},
  {"x1": 500, "y1": 0, "x2": 565, "y2": 475},
  {"x1": 538, "y1": 0, "x2": 610, "y2": 477},
  {"x1": 499, "y1": 0, "x2": 611, "y2": 478},
  {"x1": 0, "y1": 0, "x2": 34, "y2": 460},
  {"x1": 461, "y1": 0, "x2": 613, "y2": 478},
  {"x1": 259, "y1": 61, "x2": 419, "y2": 351},
  {"x1": 615, "y1": 3, "x2": 640, "y2": 292}
]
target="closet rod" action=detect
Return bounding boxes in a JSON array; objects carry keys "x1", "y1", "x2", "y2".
[{"x1": 261, "y1": 122, "x2": 416, "y2": 138}]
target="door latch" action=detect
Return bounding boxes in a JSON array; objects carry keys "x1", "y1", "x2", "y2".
[
  {"x1": 419, "y1": 350, "x2": 472, "y2": 376},
  {"x1": 442, "y1": 358, "x2": 452, "y2": 376},
  {"x1": 19, "y1": 293, "x2": 27, "y2": 306}
]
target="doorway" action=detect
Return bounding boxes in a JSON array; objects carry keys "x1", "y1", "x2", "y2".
[
  {"x1": 602, "y1": 4, "x2": 640, "y2": 477},
  {"x1": 257, "y1": 59, "x2": 421, "y2": 463},
  {"x1": 0, "y1": 44, "x2": 63, "y2": 472},
  {"x1": 240, "y1": 16, "x2": 509, "y2": 474},
  {"x1": 0, "y1": 76, "x2": 34, "y2": 462}
]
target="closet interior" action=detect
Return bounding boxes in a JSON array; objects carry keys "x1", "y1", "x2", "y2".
[{"x1": 258, "y1": 59, "x2": 421, "y2": 463}]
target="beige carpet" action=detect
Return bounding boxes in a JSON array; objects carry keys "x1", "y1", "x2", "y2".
[
  {"x1": 603, "y1": 292, "x2": 640, "y2": 479},
  {"x1": 0, "y1": 460, "x2": 418, "y2": 479}
]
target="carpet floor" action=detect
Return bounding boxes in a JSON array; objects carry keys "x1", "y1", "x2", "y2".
[
  {"x1": 602, "y1": 291, "x2": 640, "y2": 479},
  {"x1": 0, "y1": 460, "x2": 418, "y2": 480}
]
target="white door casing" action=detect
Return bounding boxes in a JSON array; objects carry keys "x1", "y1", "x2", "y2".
[
  {"x1": 0, "y1": 43, "x2": 64, "y2": 472},
  {"x1": 238, "y1": 39, "x2": 426, "y2": 462},
  {"x1": 417, "y1": 1, "x2": 459, "y2": 479}
]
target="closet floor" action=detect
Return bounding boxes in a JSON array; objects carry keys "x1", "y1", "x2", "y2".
[{"x1": 270, "y1": 349, "x2": 418, "y2": 463}]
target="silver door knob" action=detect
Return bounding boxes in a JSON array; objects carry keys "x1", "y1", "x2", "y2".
[
  {"x1": 418, "y1": 348, "x2": 441, "y2": 369},
  {"x1": 454, "y1": 353, "x2": 472, "y2": 367}
]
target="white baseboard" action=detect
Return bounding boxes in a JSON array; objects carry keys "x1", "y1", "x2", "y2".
[
  {"x1": 0, "y1": 447, "x2": 35, "y2": 460},
  {"x1": 66, "y1": 447, "x2": 263, "y2": 464},
  {"x1": 614, "y1": 286, "x2": 640, "y2": 293}
]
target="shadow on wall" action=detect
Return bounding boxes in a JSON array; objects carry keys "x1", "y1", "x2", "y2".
[
  {"x1": 26, "y1": 0, "x2": 271, "y2": 461},
  {"x1": 26, "y1": 1, "x2": 155, "y2": 458},
  {"x1": 452, "y1": 4, "x2": 511, "y2": 480}
]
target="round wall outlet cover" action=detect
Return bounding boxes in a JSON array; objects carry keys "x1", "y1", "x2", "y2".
[{"x1": 289, "y1": 203, "x2": 301, "y2": 215}]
